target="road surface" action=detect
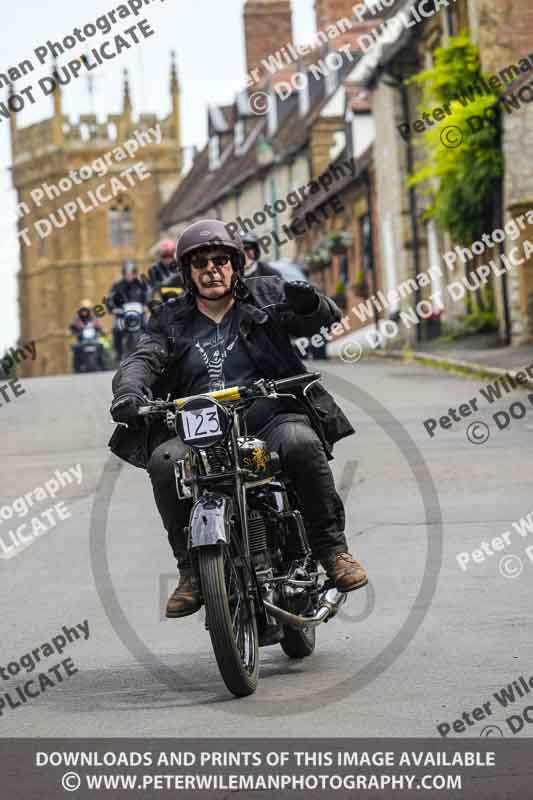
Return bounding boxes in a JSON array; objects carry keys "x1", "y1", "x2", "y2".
[{"x1": 1, "y1": 357, "x2": 531, "y2": 738}]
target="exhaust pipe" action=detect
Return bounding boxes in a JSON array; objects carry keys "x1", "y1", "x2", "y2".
[{"x1": 263, "y1": 588, "x2": 346, "y2": 629}]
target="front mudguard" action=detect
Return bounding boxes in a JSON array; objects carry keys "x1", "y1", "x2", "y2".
[{"x1": 189, "y1": 494, "x2": 233, "y2": 549}]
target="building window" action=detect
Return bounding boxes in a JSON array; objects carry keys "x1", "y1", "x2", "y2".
[
  {"x1": 298, "y1": 73, "x2": 311, "y2": 117},
  {"x1": 360, "y1": 214, "x2": 374, "y2": 291},
  {"x1": 209, "y1": 136, "x2": 220, "y2": 170},
  {"x1": 109, "y1": 205, "x2": 134, "y2": 247},
  {"x1": 381, "y1": 213, "x2": 400, "y2": 313},
  {"x1": 267, "y1": 90, "x2": 278, "y2": 137},
  {"x1": 235, "y1": 121, "x2": 245, "y2": 155},
  {"x1": 339, "y1": 253, "x2": 349, "y2": 285},
  {"x1": 325, "y1": 55, "x2": 338, "y2": 97},
  {"x1": 360, "y1": 215, "x2": 373, "y2": 270}
]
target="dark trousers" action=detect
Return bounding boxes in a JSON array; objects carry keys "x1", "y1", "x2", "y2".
[
  {"x1": 112, "y1": 326, "x2": 123, "y2": 361},
  {"x1": 146, "y1": 414, "x2": 348, "y2": 571}
]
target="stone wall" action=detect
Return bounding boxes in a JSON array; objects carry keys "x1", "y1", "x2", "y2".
[{"x1": 14, "y1": 118, "x2": 181, "y2": 376}]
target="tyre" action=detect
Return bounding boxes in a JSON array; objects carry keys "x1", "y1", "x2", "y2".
[
  {"x1": 281, "y1": 624, "x2": 316, "y2": 659},
  {"x1": 198, "y1": 545, "x2": 259, "y2": 697},
  {"x1": 85, "y1": 354, "x2": 98, "y2": 372}
]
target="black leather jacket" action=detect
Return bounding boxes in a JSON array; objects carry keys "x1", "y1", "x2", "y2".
[
  {"x1": 109, "y1": 277, "x2": 354, "y2": 468},
  {"x1": 106, "y1": 278, "x2": 150, "y2": 311}
]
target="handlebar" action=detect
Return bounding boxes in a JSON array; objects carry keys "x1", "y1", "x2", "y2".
[{"x1": 138, "y1": 372, "x2": 321, "y2": 415}]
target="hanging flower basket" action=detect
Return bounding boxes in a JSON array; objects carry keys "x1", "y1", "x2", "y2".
[
  {"x1": 333, "y1": 280, "x2": 348, "y2": 310},
  {"x1": 304, "y1": 254, "x2": 322, "y2": 270},
  {"x1": 305, "y1": 249, "x2": 331, "y2": 269},
  {"x1": 352, "y1": 271, "x2": 368, "y2": 298},
  {"x1": 316, "y1": 247, "x2": 331, "y2": 267},
  {"x1": 329, "y1": 231, "x2": 353, "y2": 255}
]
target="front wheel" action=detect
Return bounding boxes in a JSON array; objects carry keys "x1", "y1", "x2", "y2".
[{"x1": 198, "y1": 545, "x2": 259, "y2": 697}]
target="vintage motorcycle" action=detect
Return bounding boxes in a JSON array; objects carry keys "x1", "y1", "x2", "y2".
[
  {"x1": 139, "y1": 372, "x2": 347, "y2": 697},
  {"x1": 114, "y1": 301, "x2": 145, "y2": 361},
  {"x1": 72, "y1": 323, "x2": 105, "y2": 373}
]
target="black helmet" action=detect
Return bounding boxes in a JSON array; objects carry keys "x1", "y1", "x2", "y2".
[
  {"x1": 239, "y1": 230, "x2": 260, "y2": 259},
  {"x1": 78, "y1": 306, "x2": 92, "y2": 321},
  {"x1": 176, "y1": 219, "x2": 245, "y2": 292},
  {"x1": 122, "y1": 260, "x2": 137, "y2": 276}
]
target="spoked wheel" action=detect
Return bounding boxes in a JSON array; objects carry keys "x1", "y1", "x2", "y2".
[
  {"x1": 281, "y1": 624, "x2": 316, "y2": 659},
  {"x1": 198, "y1": 544, "x2": 259, "y2": 697}
]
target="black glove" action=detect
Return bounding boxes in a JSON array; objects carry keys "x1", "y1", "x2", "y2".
[
  {"x1": 284, "y1": 281, "x2": 319, "y2": 315},
  {"x1": 110, "y1": 392, "x2": 146, "y2": 426}
]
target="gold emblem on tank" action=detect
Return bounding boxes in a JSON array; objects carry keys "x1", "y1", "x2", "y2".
[{"x1": 252, "y1": 447, "x2": 269, "y2": 471}]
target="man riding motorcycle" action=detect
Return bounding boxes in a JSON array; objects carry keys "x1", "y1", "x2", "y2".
[
  {"x1": 240, "y1": 230, "x2": 281, "y2": 279},
  {"x1": 109, "y1": 220, "x2": 367, "y2": 618},
  {"x1": 69, "y1": 300, "x2": 105, "y2": 372},
  {"x1": 107, "y1": 262, "x2": 151, "y2": 362}
]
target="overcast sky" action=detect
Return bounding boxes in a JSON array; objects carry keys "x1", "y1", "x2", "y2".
[{"x1": 0, "y1": 0, "x2": 315, "y2": 351}]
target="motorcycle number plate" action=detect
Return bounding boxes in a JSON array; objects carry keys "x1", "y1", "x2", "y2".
[
  {"x1": 182, "y1": 406, "x2": 221, "y2": 442},
  {"x1": 83, "y1": 346, "x2": 97, "y2": 352}
]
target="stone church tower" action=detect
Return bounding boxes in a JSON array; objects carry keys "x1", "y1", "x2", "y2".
[{"x1": 11, "y1": 57, "x2": 182, "y2": 377}]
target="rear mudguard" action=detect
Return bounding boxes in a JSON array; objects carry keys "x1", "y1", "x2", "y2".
[{"x1": 189, "y1": 494, "x2": 233, "y2": 549}]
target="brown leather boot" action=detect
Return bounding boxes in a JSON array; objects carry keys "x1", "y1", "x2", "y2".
[
  {"x1": 320, "y1": 552, "x2": 368, "y2": 592},
  {"x1": 166, "y1": 574, "x2": 202, "y2": 618}
]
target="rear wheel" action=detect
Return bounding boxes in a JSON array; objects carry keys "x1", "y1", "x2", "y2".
[
  {"x1": 198, "y1": 545, "x2": 259, "y2": 697},
  {"x1": 281, "y1": 624, "x2": 316, "y2": 659}
]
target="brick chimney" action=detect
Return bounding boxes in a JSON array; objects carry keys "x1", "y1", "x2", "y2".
[
  {"x1": 244, "y1": 0, "x2": 294, "y2": 79},
  {"x1": 314, "y1": 0, "x2": 382, "y2": 52},
  {"x1": 314, "y1": 0, "x2": 358, "y2": 31}
]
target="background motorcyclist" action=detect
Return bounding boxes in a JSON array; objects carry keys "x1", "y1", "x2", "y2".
[
  {"x1": 157, "y1": 270, "x2": 185, "y2": 304},
  {"x1": 148, "y1": 240, "x2": 185, "y2": 308},
  {"x1": 107, "y1": 262, "x2": 151, "y2": 362},
  {"x1": 69, "y1": 300, "x2": 105, "y2": 372},
  {"x1": 240, "y1": 231, "x2": 282, "y2": 279},
  {"x1": 148, "y1": 240, "x2": 184, "y2": 298},
  {"x1": 109, "y1": 220, "x2": 367, "y2": 618}
]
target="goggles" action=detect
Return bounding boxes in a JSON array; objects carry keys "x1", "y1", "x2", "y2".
[{"x1": 190, "y1": 254, "x2": 231, "y2": 270}]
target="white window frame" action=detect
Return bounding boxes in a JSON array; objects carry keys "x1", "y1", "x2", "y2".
[{"x1": 209, "y1": 135, "x2": 220, "y2": 170}]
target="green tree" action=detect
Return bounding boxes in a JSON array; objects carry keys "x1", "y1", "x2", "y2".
[{"x1": 408, "y1": 32, "x2": 503, "y2": 244}]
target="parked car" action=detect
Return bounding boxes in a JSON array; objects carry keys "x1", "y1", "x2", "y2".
[{"x1": 268, "y1": 258, "x2": 308, "y2": 283}]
